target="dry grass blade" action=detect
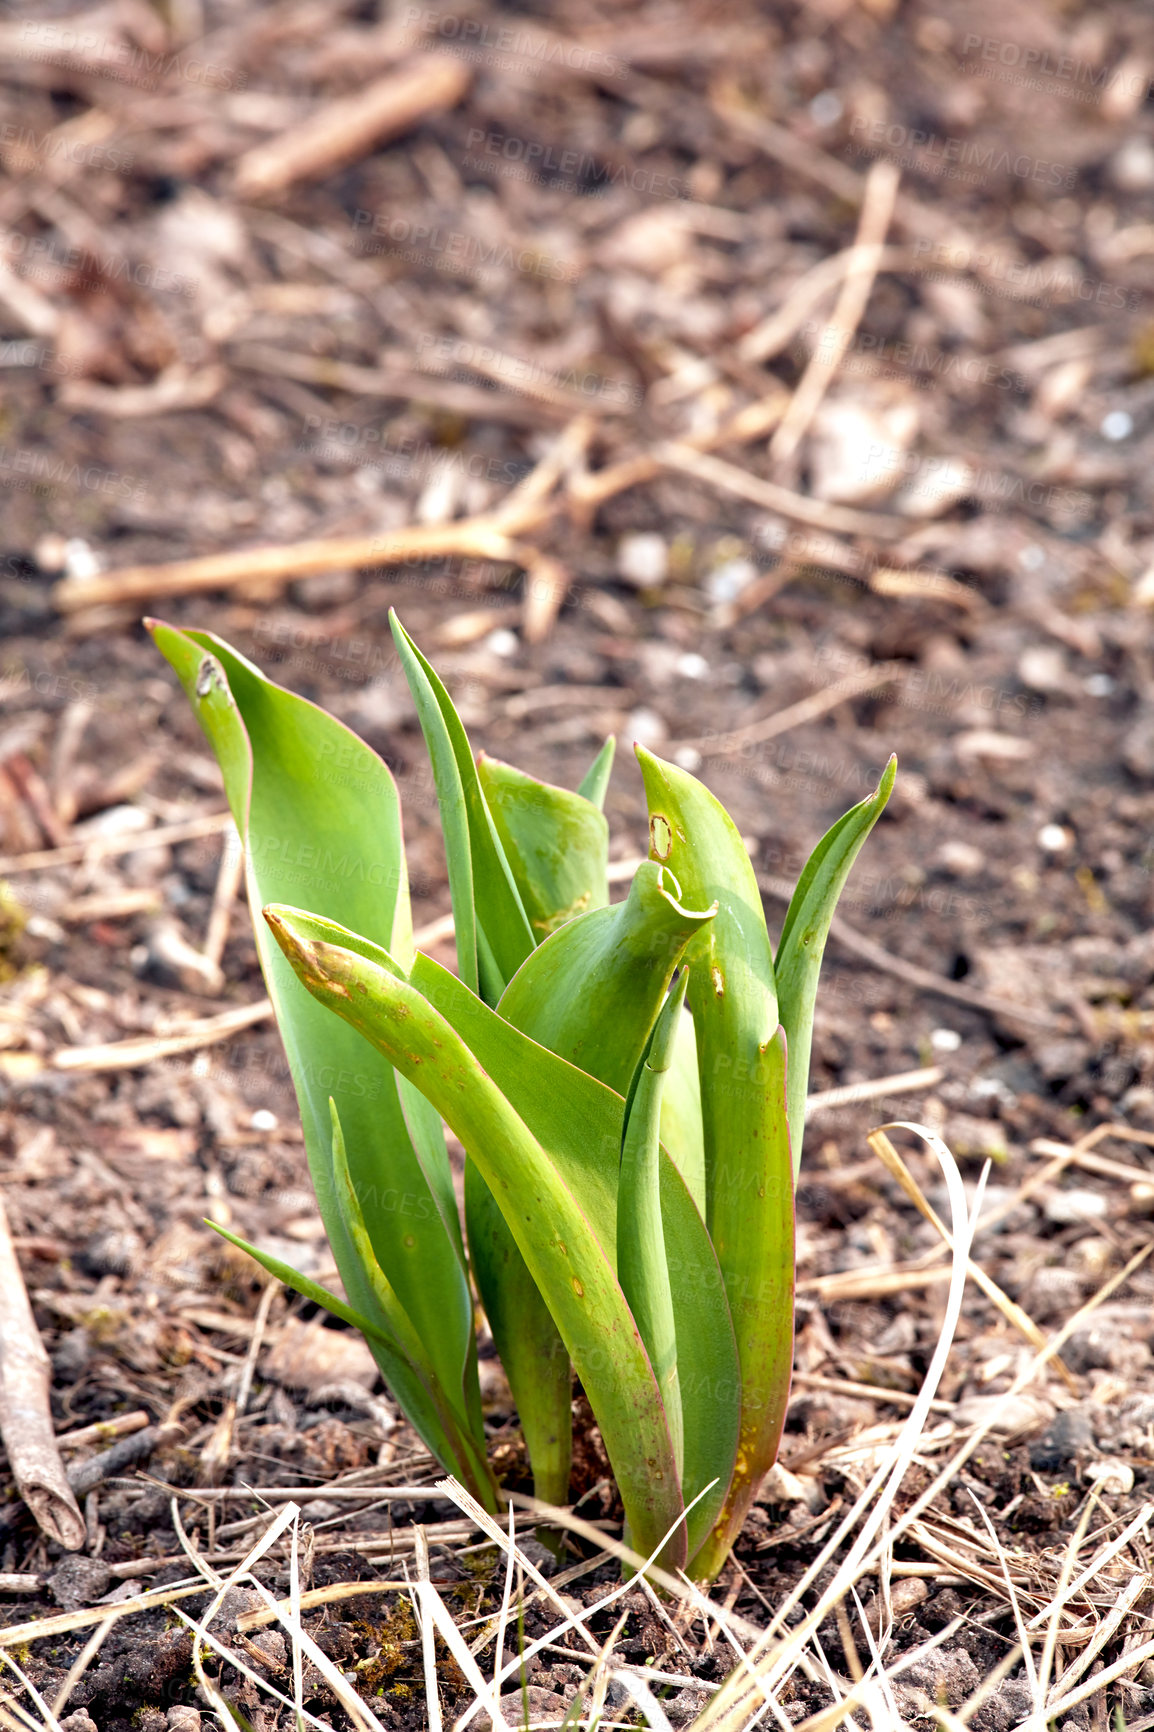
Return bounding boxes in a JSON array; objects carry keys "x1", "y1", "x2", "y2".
[
  {"x1": 51, "y1": 518, "x2": 528, "y2": 613},
  {"x1": 0, "y1": 1581, "x2": 210, "y2": 1649},
  {"x1": 797, "y1": 1264, "x2": 954, "y2": 1303},
  {"x1": 790, "y1": 1372, "x2": 953, "y2": 1414},
  {"x1": 695, "y1": 1122, "x2": 979, "y2": 1730},
  {"x1": 447, "y1": 1483, "x2": 741, "y2": 1732},
  {"x1": 1026, "y1": 1502, "x2": 1153, "y2": 1635},
  {"x1": 965, "y1": 1493, "x2": 1041, "y2": 1717},
  {"x1": 238, "y1": 1579, "x2": 457, "y2": 1632},
  {"x1": 738, "y1": 246, "x2": 912, "y2": 364},
  {"x1": 868, "y1": 1130, "x2": 1076, "y2": 1388},
  {"x1": 1047, "y1": 1572, "x2": 1145, "y2": 1704},
  {"x1": 438, "y1": 1479, "x2": 602, "y2": 1662},
  {"x1": 49, "y1": 1615, "x2": 117, "y2": 1719},
  {"x1": 0, "y1": 1649, "x2": 61, "y2": 1732},
  {"x1": 411, "y1": 1548, "x2": 505, "y2": 1732},
  {"x1": 413, "y1": 1527, "x2": 444, "y2": 1732}
]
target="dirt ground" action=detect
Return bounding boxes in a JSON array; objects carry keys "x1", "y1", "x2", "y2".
[{"x1": 2, "y1": 0, "x2": 1154, "y2": 1726}]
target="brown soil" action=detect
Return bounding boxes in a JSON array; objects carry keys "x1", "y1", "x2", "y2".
[{"x1": 2, "y1": 0, "x2": 1154, "y2": 1725}]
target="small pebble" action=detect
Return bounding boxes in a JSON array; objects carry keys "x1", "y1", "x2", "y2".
[
  {"x1": 673, "y1": 745, "x2": 702, "y2": 772},
  {"x1": 1101, "y1": 409, "x2": 1134, "y2": 441},
  {"x1": 1084, "y1": 673, "x2": 1115, "y2": 696},
  {"x1": 626, "y1": 707, "x2": 667, "y2": 749},
  {"x1": 1030, "y1": 1405, "x2": 1095, "y2": 1469},
  {"x1": 1086, "y1": 1458, "x2": 1134, "y2": 1496},
  {"x1": 934, "y1": 840, "x2": 985, "y2": 876},
  {"x1": 250, "y1": 1109, "x2": 278, "y2": 1131},
  {"x1": 809, "y1": 89, "x2": 844, "y2": 127},
  {"x1": 675, "y1": 652, "x2": 709, "y2": 680},
  {"x1": 1037, "y1": 824, "x2": 1071, "y2": 852},
  {"x1": 705, "y1": 557, "x2": 757, "y2": 605},
  {"x1": 484, "y1": 628, "x2": 518, "y2": 658},
  {"x1": 1044, "y1": 1188, "x2": 1108, "y2": 1224},
  {"x1": 930, "y1": 1028, "x2": 962, "y2": 1053},
  {"x1": 1110, "y1": 137, "x2": 1154, "y2": 190},
  {"x1": 72, "y1": 804, "x2": 154, "y2": 839},
  {"x1": 616, "y1": 532, "x2": 668, "y2": 589},
  {"x1": 1018, "y1": 645, "x2": 1066, "y2": 692},
  {"x1": 953, "y1": 1390, "x2": 1054, "y2": 1436},
  {"x1": 63, "y1": 538, "x2": 102, "y2": 580},
  {"x1": 299, "y1": 1500, "x2": 341, "y2": 1521}
]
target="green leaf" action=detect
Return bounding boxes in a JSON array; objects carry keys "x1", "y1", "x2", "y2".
[
  {"x1": 328, "y1": 1100, "x2": 492, "y2": 1495},
  {"x1": 658, "y1": 1006, "x2": 705, "y2": 1214},
  {"x1": 498, "y1": 860, "x2": 716, "y2": 1096},
  {"x1": 148, "y1": 622, "x2": 491, "y2": 1507},
  {"x1": 775, "y1": 756, "x2": 897, "y2": 1178},
  {"x1": 204, "y1": 1221, "x2": 467, "y2": 1475},
  {"x1": 410, "y1": 952, "x2": 741, "y2": 1566},
  {"x1": 390, "y1": 612, "x2": 533, "y2": 1001},
  {"x1": 576, "y1": 736, "x2": 615, "y2": 810},
  {"x1": 636, "y1": 748, "x2": 793, "y2": 1578},
  {"x1": 476, "y1": 753, "x2": 609, "y2": 938},
  {"x1": 264, "y1": 906, "x2": 689, "y2": 1569},
  {"x1": 465, "y1": 1160, "x2": 572, "y2": 1504},
  {"x1": 618, "y1": 970, "x2": 688, "y2": 1478}
]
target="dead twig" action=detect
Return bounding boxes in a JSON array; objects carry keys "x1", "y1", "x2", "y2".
[
  {"x1": 0, "y1": 1191, "x2": 85, "y2": 1549},
  {"x1": 50, "y1": 418, "x2": 590, "y2": 625},
  {"x1": 234, "y1": 54, "x2": 471, "y2": 200},
  {"x1": 55, "y1": 1411, "x2": 151, "y2": 1452},
  {"x1": 67, "y1": 1425, "x2": 175, "y2": 1497},
  {"x1": 655, "y1": 441, "x2": 909, "y2": 536},
  {"x1": 46, "y1": 998, "x2": 273, "y2": 1074},
  {"x1": 760, "y1": 875, "x2": 1066, "y2": 1031},
  {"x1": 770, "y1": 159, "x2": 901, "y2": 466},
  {"x1": 686, "y1": 660, "x2": 905, "y2": 755},
  {"x1": 202, "y1": 821, "x2": 244, "y2": 974},
  {"x1": 0, "y1": 810, "x2": 232, "y2": 876},
  {"x1": 805, "y1": 1065, "x2": 942, "y2": 1118}
]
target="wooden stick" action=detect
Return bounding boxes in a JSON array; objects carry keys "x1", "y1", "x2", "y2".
[
  {"x1": 50, "y1": 999, "x2": 273, "y2": 1074},
  {"x1": 797, "y1": 1265, "x2": 954, "y2": 1301},
  {"x1": 791, "y1": 1373, "x2": 953, "y2": 1415},
  {"x1": 770, "y1": 160, "x2": 901, "y2": 465},
  {"x1": 655, "y1": 442, "x2": 908, "y2": 536},
  {"x1": 55, "y1": 1410, "x2": 151, "y2": 1452},
  {"x1": 687, "y1": 660, "x2": 905, "y2": 755},
  {"x1": 51, "y1": 517, "x2": 530, "y2": 613},
  {"x1": 202, "y1": 822, "x2": 244, "y2": 972},
  {"x1": 805, "y1": 1065, "x2": 942, "y2": 1118},
  {"x1": 234, "y1": 55, "x2": 471, "y2": 200},
  {"x1": 0, "y1": 1193, "x2": 85, "y2": 1549},
  {"x1": 0, "y1": 810, "x2": 232, "y2": 876}
]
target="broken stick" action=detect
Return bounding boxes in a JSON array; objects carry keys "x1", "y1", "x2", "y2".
[{"x1": 0, "y1": 1192, "x2": 85, "y2": 1549}]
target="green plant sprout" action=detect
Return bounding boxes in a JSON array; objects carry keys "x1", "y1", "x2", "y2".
[{"x1": 151, "y1": 612, "x2": 894, "y2": 1583}]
